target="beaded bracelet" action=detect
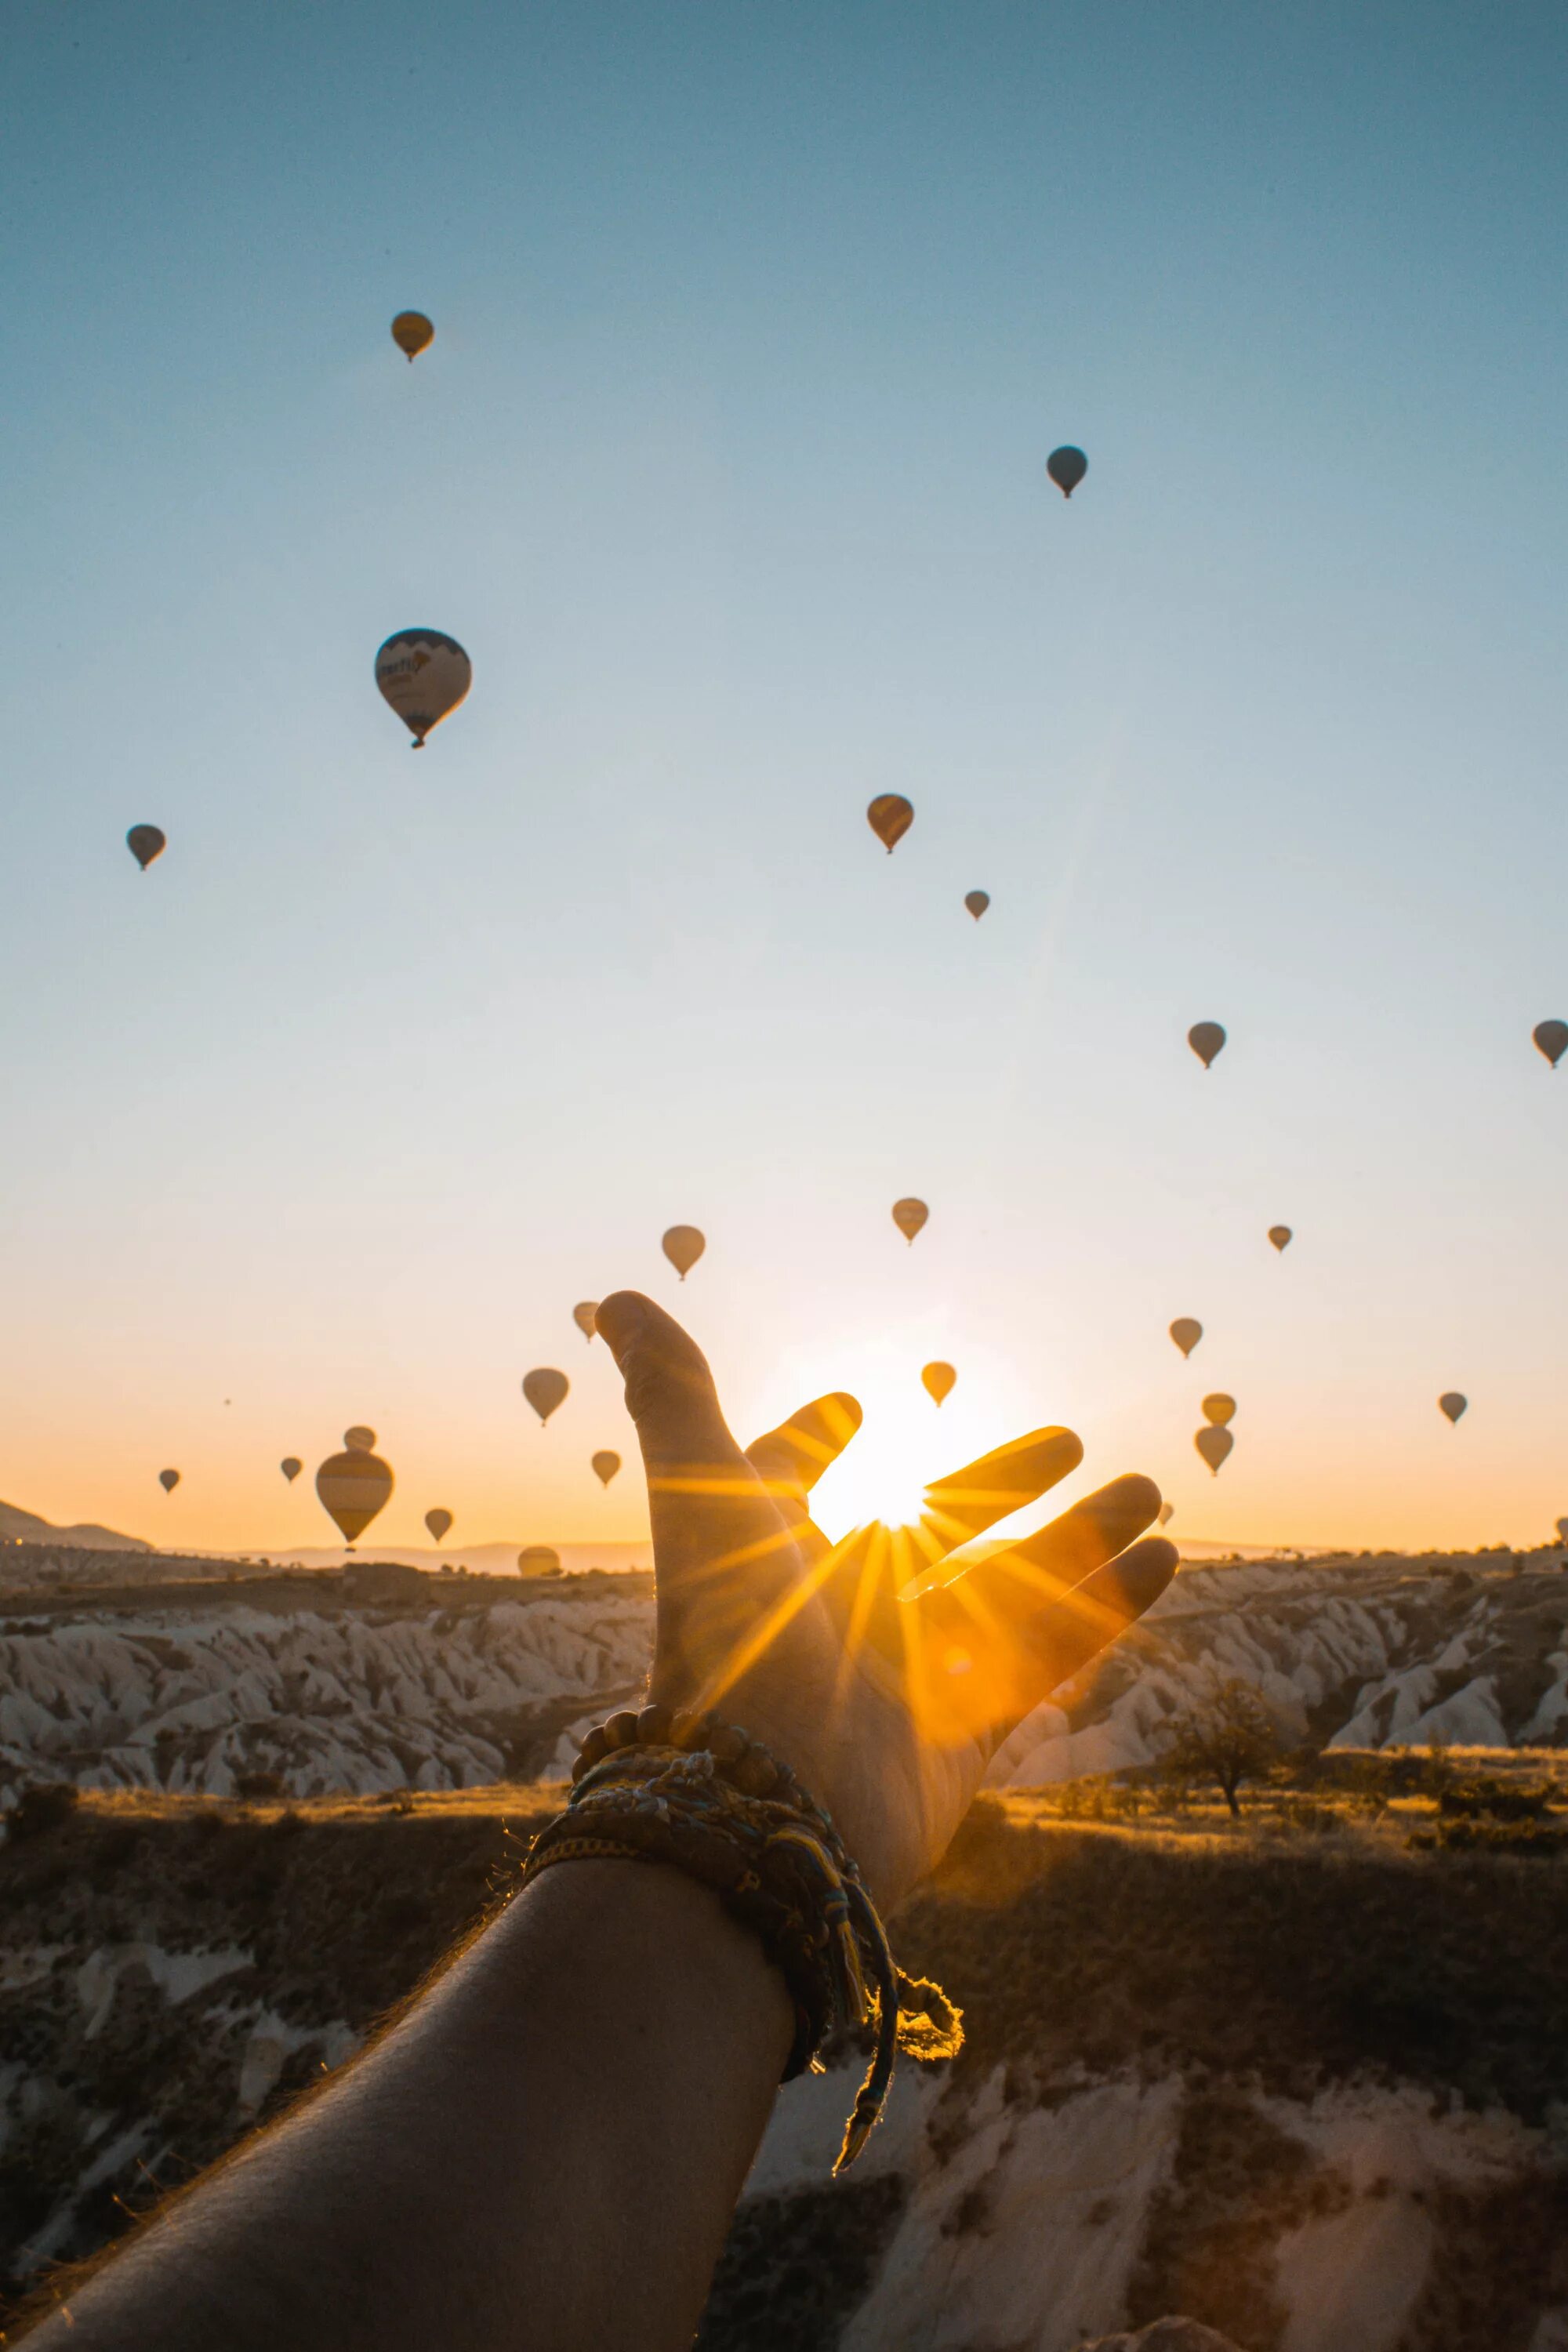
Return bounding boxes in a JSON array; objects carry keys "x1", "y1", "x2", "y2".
[{"x1": 519, "y1": 1704, "x2": 962, "y2": 2170}]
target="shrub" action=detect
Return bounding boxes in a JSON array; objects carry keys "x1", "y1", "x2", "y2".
[
  {"x1": 234, "y1": 1769, "x2": 285, "y2": 1799},
  {"x1": 5, "y1": 1782, "x2": 82, "y2": 1841}
]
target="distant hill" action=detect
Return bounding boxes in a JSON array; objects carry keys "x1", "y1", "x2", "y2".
[
  {"x1": 265, "y1": 1541, "x2": 651, "y2": 1576},
  {"x1": 0, "y1": 1499, "x2": 148, "y2": 1552}
]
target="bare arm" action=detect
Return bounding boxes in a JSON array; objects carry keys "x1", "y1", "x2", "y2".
[{"x1": 18, "y1": 1292, "x2": 1175, "y2": 2350}]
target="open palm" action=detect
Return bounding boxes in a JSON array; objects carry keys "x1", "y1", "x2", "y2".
[{"x1": 596, "y1": 1290, "x2": 1177, "y2": 1907}]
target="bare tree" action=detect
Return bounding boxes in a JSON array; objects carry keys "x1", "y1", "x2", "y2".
[{"x1": 1158, "y1": 1680, "x2": 1283, "y2": 1817}]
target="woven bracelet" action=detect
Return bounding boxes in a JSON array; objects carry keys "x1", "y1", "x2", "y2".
[{"x1": 518, "y1": 1706, "x2": 963, "y2": 2171}]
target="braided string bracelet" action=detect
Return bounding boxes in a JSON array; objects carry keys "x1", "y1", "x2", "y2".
[{"x1": 518, "y1": 1704, "x2": 963, "y2": 2171}]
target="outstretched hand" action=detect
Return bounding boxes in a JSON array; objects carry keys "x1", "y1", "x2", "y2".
[{"x1": 595, "y1": 1292, "x2": 1178, "y2": 1907}]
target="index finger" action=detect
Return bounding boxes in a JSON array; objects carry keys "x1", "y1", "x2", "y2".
[{"x1": 745, "y1": 1392, "x2": 864, "y2": 1508}]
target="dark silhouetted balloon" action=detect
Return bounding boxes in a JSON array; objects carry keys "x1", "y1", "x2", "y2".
[
  {"x1": 1269, "y1": 1226, "x2": 1292, "y2": 1253},
  {"x1": 662, "y1": 1225, "x2": 706, "y2": 1280},
  {"x1": 391, "y1": 311, "x2": 434, "y2": 361},
  {"x1": 964, "y1": 891, "x2": 989, "y2": 921},
  {"x1": 1170, "y1": 1318, "x2": 1203, "y2": 1359},
  {"x1": 1189, "y1": 1022, "x2": 1226, "y2": 1069},
  {"x1": 344, "y1": 1426, "x2": 376, "y2": 1454},
  {"x1": 1439, "y1": 1392, "x2": 1468, "y2": 1425},
  {"x1": 1195, "y1": 1426, "x2": 1232, "y2": 1475},
  {"x1": 1556, "y1": 1515, "x2": 1568, "y2": 1543},
  {"x1": 1158, "y1": 1501, "x2": 1175, "y2": 1526},
  {"x1": 892, "y1": 1197, "x2": 929, "y2": 1245},
  {"x1": 315, "y1": 1444, "x2": 394, "y2": 1547},
  {"x1": 375, "y1": 629, "x2": 471, "y2": 747},
  {"x1": 1202, "y1": 1394, "x2": 1236, "y2": 1427},
  {"x1": 572, "y1": 1301, "x2": 599, "y2": 1342},
  {"x1": 591, "y1": 1450, "x2": 621, "y2": 1486},
  {"x1": 158, "y1": 1468, "x2": 180, "y2": 1493},
  {"x1": 867, "y1": 794, "x2": 914, "y2": 854},
  {"x1": 518, "y1": 1544, "x2": 562, "y2": 1577},
  {"x1": 1534, "y1": 1020, "x2": 1568, "y2": 1069},
  {"x1": 425, "y1": 1508, "x2": 452, "y2": 1543},
  {"x1": 921, "y1": 1361, "x2": 956, "y2": 1406},
  {"x1": 1047, "y1": 446, "x2": 1088, "y2": 499},
  {"x1": 523, "y1": 1368, "x2": 569, "y2": 1425},
  {"x1": 279, "y1": 1457, "x2": 302, "y2": 1483},
  {"x1": 127, "y1": 825, "x2": 165, "y2": 871}
]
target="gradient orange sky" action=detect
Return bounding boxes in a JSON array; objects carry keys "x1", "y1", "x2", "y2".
[{"x1": 4, "y1": 5, "x2": 1566, "y2": 1561}]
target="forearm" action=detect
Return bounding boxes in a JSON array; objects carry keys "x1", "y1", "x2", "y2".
[{"x1": 24, "y1": 1861, "x2": 793, "y2": 2352}]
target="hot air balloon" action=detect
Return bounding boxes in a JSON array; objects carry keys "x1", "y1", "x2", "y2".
[
  {"x1": 1189, "y1": 1022, "x2": 1226, "y2": 1069},
  {"x1": 662, "y1": 1226, "x2": 706, "y2": 1280},
  {"x1": 518, "y1": 1545, "x2": 562, "y2": 1577},
  {"x1": 891, "y1": 1197, "x2": 929, "y2": 1245},
  {"x1": 1269, "y1": 1226, "x2": 1293, "y2": 1253},
  {"x1": 1556, "y1": 1516, "x2": 1568, "y2": 1544},
  {"x1": 127, "y1": 825, "x2": 165, "y2": 871},
  {"x1": 921, "y1": 1362, "x2": 956, "y2": 1406},
  {"x1": 964, "y1": 891, "x2": 990, "y2": 921},
  {"x1": 425, "y1": 1508, "x2": 452, "y2": 1544},
  {"x1": 1195, "y1": 1426, "x2": 1232, "y2": 1476},
  {"x1": 1158, "y1": 1502, "x2": 1175, "y2": 1526},
  {"x1": 523, "y1": 1368, "x2": 569, "y2": 1425},
  {"x1": 344, "y1": 1426, "x2": 377, "y2": 1453},
  {"x1": 1534, "y1": 1020, "x2": 1568, "y2": 1069},
  {"x1": 1169, "y1": 1319, "x2": 1203, "y2": 1359},
  {"x1": 1047, "y1": 446, "x2": 1088, "y2": 499},
  {"x1": 1439, "y1": 1392, "x2": 1468, "y2": 1425},
  {"x1": 591, "y1": 1450, "x2": 621, "y2": 1487},
  {"x1": 1202, "y1": 1394, "x2": 1237, "y2": 1427},
  {"x1": 375, "y1": 630, "x2": 471, "y2": 748},
  {"x1": 390, "y1": 311, "x2": 434, "y2": 361},
  {"x1": 315, "y1": 1440, "x2": 394, "y2": 1549},
  {"x1": 572, "y1": 1301, "x2": 599, "y2": 1342},
  {"x1": 279, "y1": 1457, "x2": 303, "y2": 1483},
  {"x1": 158, "y1": 1468, "x2": 180, "y2": 1494},
  {"x1": 867, "y1": 794, "x2": 914, "y2": 854}
]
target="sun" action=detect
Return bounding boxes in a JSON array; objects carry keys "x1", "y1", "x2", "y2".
[{"x1": 811, "y1": 1399, "x2": 944, "y2": 1541}]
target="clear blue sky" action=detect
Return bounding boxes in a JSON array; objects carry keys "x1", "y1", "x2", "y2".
[{"x1": 4, "y1": 0, "x2": 1566, "y2": 1555}]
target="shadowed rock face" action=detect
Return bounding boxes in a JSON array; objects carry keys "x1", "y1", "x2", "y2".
[{"x1": 5, "y1": 1800, "x2": 1566, "y2": 2348}]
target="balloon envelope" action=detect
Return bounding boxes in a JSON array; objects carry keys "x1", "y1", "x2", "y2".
[
  {"x1": 1188, "y1": 1022, "x2": 1226, "y2": 1069},
  {"x1": 390, "y1": 310, "x2": 434, "y2": 361},
  {"x1": 1556, "y1": 1517, "x2": 1568, "y2": 1543},
  {"x1": 1169, "y1": 1318, "x2": 1203, "y2": 1359},
  {"x1": 344, "y1": 1427, "x2": 376, "y2": 1454},
  {"x1": 375, "y1": 629, "x2": 471, "y2": 747},
  {"x1": 1158, "y1": 1501, "x2": 1175, "y2": 1526},
  {"x1": 127, "y1": 825, "x2": 165, "y2": 871},
  {"x1": 279, "y1": 1457, "x2": 302, "y2": 1483},
  {"x1": 891, "y1": 1197, "x2": 929, "y2": 1245},
  {"x1": 591, "y1": 1450, "x2": 621, "y2": 1487},
  {"x1": 1268, "y1": 1226, "x2": 1293, "y2": 1253},
  {"x1": 866, "y1": 794, "x2": 914, "y2": 854},
  {"x1": 921, "y1": 1361, "x2": 956, "y2": 1406},
  {"x1": 158, "y1": 1468, "x2": 180, "y2": 1493},
  {"x1": 1047, "y1": 445, "x2": 1088, "y2": 498},
  {"x1": 964, "y1": 891, "x2": 990, "y2": 921},
  {"x1": 315, "y1": 1446, "x2": 394, "y2": 1544},
  {"x1": 523, "y1": 1367, "x2": 569, "y2": 1425},
  {"x1": 572, "y1": 1301, "x2": 599, "y2": 1341},
  {"x1": 662, "y1": 1225, "x2": 706, "y2": 1280},
  {"x1": 1195, "y1": 1426, "x2": 1233, "y2": 1476},
  {"x1": 1534, "y1": 1020, "x2": 1568, "y2": 1069},
  {"x1": 424, "y1": 1508, "x2": 452, "y2": 1543},
  {"x1": 1202, "y1": 1393, "x2": 1237, "y2": 1427},
  {"x1": 1439, "y1": 1392, "x2": 1468, "y2": 1425},
  {"x1": 517, "y1": 1545, "x2": 562, "y2": 1577}
]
